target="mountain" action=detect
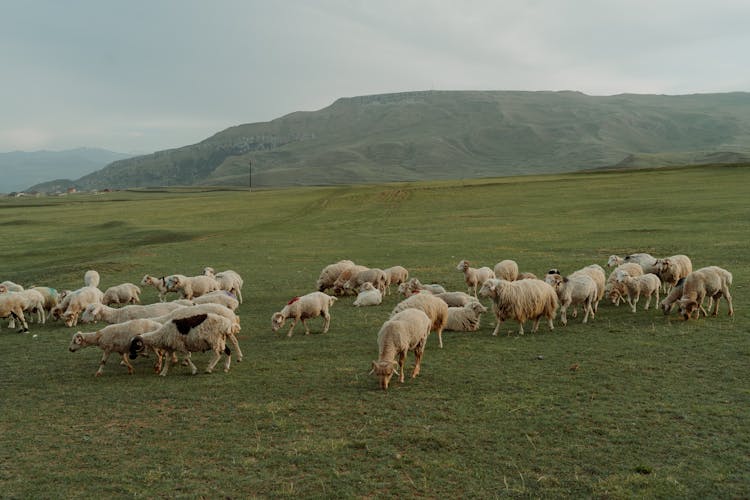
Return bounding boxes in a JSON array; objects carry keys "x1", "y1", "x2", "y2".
[
  {"x1": 40, "y1": 91, "x2": 750, "y2": 191},
  {"x1": 1, "y1": 148, "x2": 133, "y2": 193}
]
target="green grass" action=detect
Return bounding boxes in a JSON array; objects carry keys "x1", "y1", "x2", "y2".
[{"x1": 1, "y1": 165, "x2": 749, "y2": 498}]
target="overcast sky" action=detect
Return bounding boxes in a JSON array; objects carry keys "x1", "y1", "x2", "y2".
[{"x1": 2, "y1": 0, "x2": 749, "y2": 154}]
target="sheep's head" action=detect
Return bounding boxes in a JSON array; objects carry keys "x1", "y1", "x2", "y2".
[
  {"x1": 456, "y1": 260, "x2": 469, "y2": 272},
  {"x1": 478, "y1": 279, "x2": 500, "y2": 298},
  {"x1": 544, "y1": 273, "x2": 561, "y2": 286},
  {"x1": 678, "y1": 299, "x2": 700, "y2": 320},
  {"x1": 608, "y1": 289, "x2": 622, "y2": 305},
  {"x1": 68, "y1": 332, "x2": 86, "y2": 352},
  {"x1": 0, "y1": 285, "x2": 7, "y2": 294},
  {"x1": 203, "y1": 267, "x2": 215, "y2": 277},
  {"x1": 129, "y1": 336, "x2": 145, "y2": 359},
  {"x1": 80, "y1": 303, "x2": 101, "y2": 324},
  {"x1": 361, "y1": 282, "x2": 375, "y2": 291},
  {"x1": 660, "y1": 298, "x2": 675, "y2": 315},
  {"x1": 271, "y1": 312, "x2": 286, "y2": 332},
  {"x1": 469, "y1": 301, "x2": 488, "y2": 314},
  {"x1": 607, "y1": 255, "x2": 623, "y2": 268},
  {"x1": 615, "y1": 270, "x2": 630, "y2": 283},
  {"x1": 140, "y1": 275, "x2": 152, "y2": 286},
  {"x1": 370, "y1": 360, "x2": 399, "y2": 390}
]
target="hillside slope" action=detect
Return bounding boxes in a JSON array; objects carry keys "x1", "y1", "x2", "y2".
[{"x1": 70, "y1": 91, "x2": 750, "y2": 190}]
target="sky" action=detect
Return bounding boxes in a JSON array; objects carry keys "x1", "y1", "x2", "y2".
[{"x1": 2, "y1": 0, "x2": 749, "y2": 154}]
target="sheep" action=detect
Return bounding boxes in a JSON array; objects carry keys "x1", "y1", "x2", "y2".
[
  {"x1": 370, "y1": 308, "x2": 431, "y2": 390},
  {"x1": 0, "y1": 292, "x2": 30, "y2": 332},
  {"x1": 140, "y1": 274, "x2": 177, "y2": 302},
  {"x1": 677, "y1": 266, "x2": 733, "y2": 320},
  {"x1": 191, "y1": 290, "x2": 240, "y2": 311},
  {"x1": 81, "y1": 301, "x2": 188, "y2": 324},
  {"x1": 129, "y1": 313, "x2": 234, "y2": 376},
  {"x1": 316, "y1": 260, "x2": 356, "y2": 293},
  {"x1": 606, "y1": 263, "x2": 644, "y2": 306},
  {"x1": 654, "y1": 255, "x2": 693, "y2": 291},
  {"x1": 166, "y1": 274, "x2": 219, "y2": 300},
  {"x1": 479, "y1": 278, "x2": 558, "y2": 336},
  {"x1": 398, "y1": 278, "x2": 447, "y2": 297},
  {"x1": 545, "y1": 273, "x2": 598, "y2": 325},
  {"x1": 332, "y1": 265, "x2": 370, "y2": 296},
  {"x1": 607, "y1": 255, "x2": 625, "y2": 268},
  {"x1": 59, "y1": 286, "x2": 105, "y2": 327},
  {"x1": 493, "y1": 259, "x2": 519, "y2": 281},
  {"x1": 518, "y1": 272, "x2": 538, "y2": 280},
  {"x1": 445, "y1": 301, "x2": 488, "y2": 332},
  {"x1": 29, "y1": 286, "x2": 60, "y2": 313},
  {"x1": 615, "y1": 270, "x2": 662, "y2": 313},
  {"x1": 271, "y1": 292, "x2": 338, "y2": 337},
  {"x1": 624, "y1": 253, "x2": 659, "y2": 274},
  {"x1": 570, "y1": 264, "x2": 606, "y2": 313},
  {"x1": 1, "y1": 288, "x2": 46, "y2": 329},
  {"x1": 660, "y1": 277, "x2": 686, "y2": 315},
  {"x1": 84, "y1": 270, "x2": 100, "y2": 288},
  {"x1": 456, "y1": 260, "x2": 496, "y2": 297},
  {"x1": 432, "y1": 291, "x2": 476, "y2": 307},
  {"x1": 0, "y1": 281, "x2": 24, "y2": 292},
  {"x1": 102, "y1": 283, "x2": 141, "y2": 306},
  {"x1": 390, "y1": 292, "x2": 449, "y2": 348},
  {"x1": 68, "y1": 319, "x2": 164, "y2": 376},
  {"x1": 353, "y1": 282, "x2": 382, "y2": 307},
  {"x1": 203, "y1": 267, "x2": 244, "y2": 303},
  {"x1": 343, "y1": 268, "x2": 387, "y2": 295},
  {"x1": 383, "y1": 266, "x2": 409, "y2": 295}
]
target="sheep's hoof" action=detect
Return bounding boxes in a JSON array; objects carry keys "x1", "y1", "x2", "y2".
[
  {"x1": 95, "y1": 372, "x2": 102, "y2": 377},
  {"x1": 205, "y1": 369, "x2": 213, "y2": 374}
]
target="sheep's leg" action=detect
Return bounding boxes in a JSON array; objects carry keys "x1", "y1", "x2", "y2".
[
  {"x1": 436, "y1": 327, "x2": 444, "y2": 349},
  {"x1": 628, "y1": 294, "x2": 638, "y2": 313},
  {"x1": 582, "y1": 301, "x2": 591, "y2": 323},
  {"x1": 412, "y1": 340, "x2": 425, "y2": 378},
  {"x1": 158, "y1": 354, "x2": 172, "y2": 376},
  {"x1": 492, "y1": 319, "x2": 502, "y2": 336},
  {"x1": 531, "y1": 317, "x2": 541, "y2": 333},
  {"x1": 119, "y1": 352, "x2": 135, "y2": 375},
  {"x1": 223, "y1": 349, "x2": 232, "y2": 373},
  {"x1": 236, "y1": 289, "x2": 243, "y2": 304},
  {"x1": 322, "y1": 311, "x2": 331, "y2": 333},
  {"x1": 723, "y1": 288, "x2": 734, "y2": 317},
  {"x1": 13, "y1": 310, "x2": 29, "y2": 333},
  {"x1": 397, "y1": 352, "x2": 406, "y2": 383},
  {"x1": 95, "y1": 350, "x2": 111, "y2": 376},
  {"x1": 518, "y1": 321, "x2": 526, "y2": 336},
  {"x1": 301, "y1": 318, "x2": 312, "y2": 335},
  {"x1": 39, "y1": 306, "x2": 46, "y2": 324},
  {"x1": 560, "y1": 305, "x2": 568, "y2": 326},
  {"x1": 643, "y1": 292, "x2": 652, "y2": 310},
  {"x1": 547, "y1": 314, "x2": 555, "y2": 331},
  {"x1": 227, "y1": 333, "x2": 243, "y2": 362},
  {"x1": 186, "y1": 354, "x2": 198, "y2": 375},
  {"x1": 286, "y1": 317, "x2": 300, "y2": 337},
  {"x1": 205, "y1": 349, "x2": 222, "y2": 374}
]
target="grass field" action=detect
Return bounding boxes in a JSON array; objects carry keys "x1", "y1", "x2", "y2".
[{"x1": 0, "y1": 165, "x2": 748, "y2": 498}]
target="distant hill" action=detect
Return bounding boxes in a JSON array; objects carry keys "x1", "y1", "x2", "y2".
[
  {"x1": 41, "y1": 91, "x2": 750, "y2": 190},
  {"x1": 1, "y1": 148, "x2": 133, "y2": 193}
]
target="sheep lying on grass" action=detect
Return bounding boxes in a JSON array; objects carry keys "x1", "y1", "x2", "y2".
[
  {"x1": 615, "y1": 271, "x2": 661, "y2": 313},
  {"x1": 102, "y1": 283, "x2": 141, "y2": 306},
  {"x1": 68, "y1": 319, "x2": 163, "y2": 376},
  {"x1": 493, "y1": 259, "x2": 519, "y2": 281},
  {"x1": 398, "y1": 278, "x2": 447, "y2": 297},
  {"x1": 343, "y1": 268, "x2": 388, "y2": 295},
  {"x1": 678, "y1": 266, "x2": 733, "y2": 320},
  {"x1": 445, "y1": 301, "x2": 488, "y2": 332},
  {"x1": 433, "y1": 291, "x2": 475, "y2": 307},
  {"x1": 272, "y1": 292, "x2": 338, "y2": 337},
  {"x1": 456, "y1": 260, "x2": 495, "y2": 297},
  {"x1": 370, "y1": 309, "x2": 431, "y2": 390},
  {"x1": 332, "y1": 265, "x2": 370, "y2": 296},
  {"x1": 545, "y1": 273, "x2": 598, "y2": 325},
  {"x1": 353, "y1": 282, "x2": 382, "y2": 307},
  {"x1": 129, "y1": 313, "x2": 234, "y2": 376},
  {"x1": 479, "y1": 278, "x2": 558, "y2": 336},
  {"x1": 391, "y1": 292, "x2": 448, "y2": 348}
]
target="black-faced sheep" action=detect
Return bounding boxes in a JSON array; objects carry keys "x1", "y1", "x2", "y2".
[
  {"x1": 456, "y1": 260, "x2": 496, "y2": 298},
  {"x1": 677, "y1": 266, "x2": 733, "y2": 320},
  {"x1": 445, "y1": 301, "x2": 488, "y2": 332},
  {"x1": 479, "y1": 278, "x2": 559, "y2": 336},
  {"x1": 390, "y1": 292, "x2": 449, "y2": 348},
  {"x1": 370, "y1": 308, "x2": 431, "y2": 390},
  {"x1": 271, "y1": 292, "x2": 338, "y2": 337},
  {"x1": 129, "y1": 313, "x2": 234, "y2": 376}
]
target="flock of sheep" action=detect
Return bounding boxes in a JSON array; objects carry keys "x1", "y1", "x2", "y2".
[{"x1": 0, "y1": 252, "x2": 735, "y2": 389}]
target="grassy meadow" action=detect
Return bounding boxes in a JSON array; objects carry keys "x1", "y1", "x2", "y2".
[{"x1": 0, "y1": 165, "x2": 748, "y2": 498}]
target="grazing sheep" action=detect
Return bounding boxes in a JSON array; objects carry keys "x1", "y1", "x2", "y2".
[
  {"x1": 606, "y1": 263, "x2": 644, "y2": 306},
  {"x1": 316, "y1": 260, "x2": 356, "y2": 293},
  {"x1": 129, "y1": 313, "x2": 234, "y2": 376},
  {"x1": 615, "y1": 271, "x2": 661, "y2": 313},
  {"x1": 493, "y1": 260, "x2": 519, "y2": 281},
  {"x1": 353, "y1": 282, "x2": 383, "y2": 307},
  {"x1": 0, "y1": 292, "x2": 30, "y2": 332},
  {"x1": 660, "y1": 277, "x2": 686, "y2": 315},
  {"x1": 166, "y1": 275, "x2": 219, "y2": 300},
  {"x1": 433, "y1": 291, "x2": 475, "y2": 307},
  {"x1": 456, "y1": 260, "x2": 496, "y2": 297},
  {"x1": 479, "y1": 278, "x2": 558, "y2": 336},
  {"x1": 370, "y1": 309, "x2": 431, "y2": 390},
  {"x1": 140, "y1": 274, "x2": 177, "y2": 302},
  {"x1": 29, "y1": 286, "x2": 60, "y2": 313},
  {"x1": 390, "y1": 292, "x2": 449, "y2": 348},
  {"x1": 383, "y1": 266, "x2": 409, "y2": 295},
  {"x1": 545, "y1": 273, "x2": 598, "y2": 325},
  {"x1": 84, "y1": 270, "x2": 100, "y2": 288},
  {"x1": 677, "y1": 266, "x2": 733, "y2": 320},
  {"x1": 68, "y1": 319, "x2": 164, "y2": 376},
  {"x1": 343, "y1": 268, "x2": 387, "y2": 295},
  {"x1": 398, "y1": 278, "x2": 447, "y2": 297},
  {"x1": 191, "y1": 290, "x2": 240, "y2": 311},
  {"x1": 332, "y1": 265, "x2": 370, "y2": 296},
  {"x1": 271, "y1": 292, "x2": 338, "y2": 337},
  {"x1": 59, "y1": 286, "x2": 105, "y2": 327},
  {"x1": 654, "y1": 255, "x2": 693, "y2": 291},
  {"x1": 624, "y1": 253, "x2": 659, "y2": 274},
  {"x1": 102, "y1": 283, "x2": 141, "y2": 306},
  {"x1": 445, "y1": 301, "x2": 488, "y2": 332},
  {"x1": 203, "y1": 268, "x2": 244, "y2": 303},
  {"x1": 607, "y1": 255, "x2": 625, "y2": 268},
  {"x1": 81, "y1": 301, "x2": 188, "y2": 324}
]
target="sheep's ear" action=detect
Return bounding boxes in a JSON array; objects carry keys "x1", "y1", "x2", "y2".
[{"x1": 173, "y1": 314, "x2": 208, "y2": 335}]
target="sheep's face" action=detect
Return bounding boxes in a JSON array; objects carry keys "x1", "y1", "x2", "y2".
[
  {"x1": 68, "y1": 333, "x2": 86, "y2": 352},
  {"x1": 607, "y1": 255, "x2": 621, "y2": 268},
  {"x1": 615, "y1": 270, "x2": 629, "y2": 283},
  {"x1": 679, "y1": 299, "x2": 699, "y2": 320},
  {"x1": 371, "y1": 361, "x2": 399, "y2": 390},
  {"x1": 478, "y1": 280, "x2": 498, "y2": 298},
  {"x1": 0, "y1": 285, "x2": 7, "y2": 293},
  {"x1": 470, "y1": 302, "x2": 488, "y2": 314},
  {"x1": 609, "y1": 289, "x2": 622, "y2": 305},
  {"x1": 456, "y1": 260, "x2": 469, "y2": 272},
  {"x1": 271, "y1": 312, "x2": 285, "y2": 332},
  {"x1": 361, "y1": 282, "x2": 375, "y2": 291},
  {"x1": 661, "y1": 299, "x2": 675, "y2": 315}
]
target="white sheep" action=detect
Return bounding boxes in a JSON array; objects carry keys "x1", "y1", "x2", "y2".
[
  {"x1": 140, "y1": 274, "x2": 177, "y2": 302},
  {"x1": 654, "y1": 254, "x2": 693, "y2": 292},
  {"x1": 390, "y1": 292, "x2": 449, "y2": 348},
  {"x1": 569, "y1": 264, "x2": 606, "y2": 314},
  {"x1": 343, "y1": 268, "x2": 388, "y2": 295},
  {"x1": 433, "y1": 291, "x2": 476, "y2": 307},
  {"x1": 68, "y1": 318, "x2": 164, "y2": 376},
  {"x1": 660, "y1": 277, "x2": 686, "y2": 315},
  {"x1": 0, "y1": 281, "x2": 24, "y2": 292},
  {"x1": 84, "y1": 270, "x2": 100, "y2": 288},
  {"x1": 316, "y1": 260, "x2": 356, "y2": 293},
  {"x1": 607, "y1": 255, "x2": 624, "y2": 268},
  {"x1": 129, "y1": 313, "x2": 234, "y2": 376},
  {"x1": 606, "y1": 262, "x2": 644, "y2": 306},
  {"x1": 102, "y1": 283, "x2": 141, "y2": 306},
  {"x1": 370, "y1": 308, "x2": 431, "y2": 390},
  {"x1": 353, "y1": 282, "x2": 383, "y2": 307},
  {"x1": 203, "y1": 267, "x2": 244, "y2": 303},
  {"x1": 677, "y1": 266, "x2": 733, "y2": 320},
  {"x1": 29, "y1": 286, "x2": 60, "y2": 313},
  {"x1": 271, "y1": 292, "x2": 338, "y2": 337},
  {"x1": 623, "y1": 253, "x2": 659, "y2": 274},
  {"x1": 81, "y1": 301, "x2": 188, "y2": 324},
  {"x1": 445, "y1": 301, "x2": 488, "y2": 332},
  {"x1": 166, "y1": 274, "x2": 219, "y2": 300},
  {"x1": 59, "y1": 286, "x2": 105, "y2": 327},
  {"x1": 456, "y1": 260, "x2": 496, "y2": 297},
  {"x1": 493, "y1": 259, "x2": 519, "y2": 281},
  {"x1": 545, "y1": 273, "x2": 598, "y2": 325},
  {"x1": 615, "y1": 270, "x2": 661, "y2": 313},
  {"x1": 398, "y1": 278, "x2": 447, "y2": 297},
  {"x1": 191, "y1": 290, "x2": 240, "y2": 311},
  {"x1": 332, "y1": 265, "x2": 370, "y2": 296},
  {"x1": 0, "y1": 292, "x2": 31, "y2": 332},
  {"x1": 383, "y1": 266, "x2": 409, "y2": 295},
  {"x1": 479, "y1": 278, "x2": 559, "y2": 336}
]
